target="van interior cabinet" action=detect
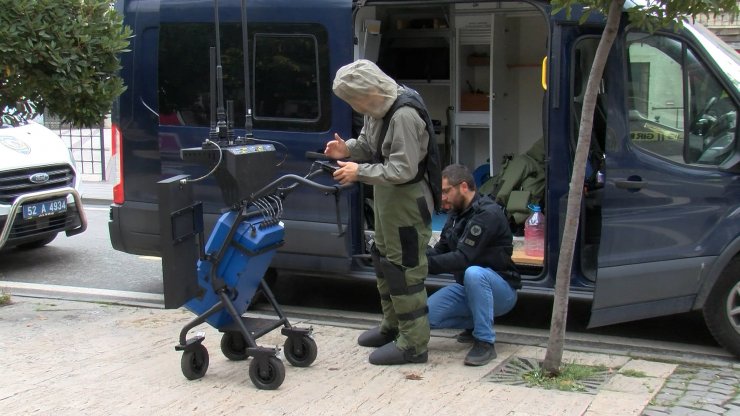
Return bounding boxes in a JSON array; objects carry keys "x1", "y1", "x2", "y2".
[
  {"x1": 358, "y1": 3, "x2": 548, "y2": 271},
  {"x1": 452, "y1": 6, "x2": 546, "y2": 181},
  {"x1": 454, "y1": 14, "x2": 489, "y2": 177},
  {"x1": 367, "y1": 4, "x2": 546, "y2": 181},
  {"x1": 453, "y1": 13, "x2": 502, "y2": 178}
]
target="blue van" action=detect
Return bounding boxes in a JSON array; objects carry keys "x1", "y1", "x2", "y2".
[{"x1": 109, "y1": 0, "x2": 740, "y2": 357}]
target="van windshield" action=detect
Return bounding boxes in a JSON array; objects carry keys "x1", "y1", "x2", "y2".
[{"x1": 686, "y1": 22, "x2": 740, "y2": 91}]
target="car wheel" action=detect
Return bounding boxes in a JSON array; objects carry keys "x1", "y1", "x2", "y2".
[{"x1": 703, "y1": 256, "x2": 740, "y2": 358}]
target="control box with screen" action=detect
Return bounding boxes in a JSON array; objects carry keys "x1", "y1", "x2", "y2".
[{"x1": 181, "y1": 142, "x2": 276, "y2": 206}]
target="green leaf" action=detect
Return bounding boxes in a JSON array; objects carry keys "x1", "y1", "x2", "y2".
[
  {"x1": 578, "y1": 9, "x2": 593, "y2": 25},
  {"x1": 0, "y1": 0, "x2": 130, "y2": 125}
]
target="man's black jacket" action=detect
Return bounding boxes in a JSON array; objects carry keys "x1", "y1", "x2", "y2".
[{"x1": 426, "y1": 194, "x2": 521, "y2": 289}]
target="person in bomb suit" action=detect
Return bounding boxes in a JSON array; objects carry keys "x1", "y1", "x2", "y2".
[{"x1": 324, "y1": 59, "x2": 441, "y2": 365}]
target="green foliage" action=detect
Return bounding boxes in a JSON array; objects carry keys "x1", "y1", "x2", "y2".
[
  {"x1": 0, "y1": 0, "x2": 131, "y2": 126},
  {"x1": 621, "y1": 369, "x2": 648, "y2": 378},
  {"x1": 523, "y1": 363, "x2": 609, "y2": 392},
  {"x1": 0, "y1": 289, "x2": 11, "y2": 307},
  {"x1": 552, "y1": 0, "x2": 739, "y2": 33}
]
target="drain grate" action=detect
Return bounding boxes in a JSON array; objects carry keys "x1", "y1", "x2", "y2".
[{"x1": 485, "y1": 357, "x2": 612, "y2": 395}]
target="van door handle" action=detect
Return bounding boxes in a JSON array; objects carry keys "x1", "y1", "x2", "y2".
[{"x1": 614, "y1": 179, "x2": 647, "y2": 190}]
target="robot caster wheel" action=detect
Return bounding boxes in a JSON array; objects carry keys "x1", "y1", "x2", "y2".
[
  {"x1": 181, "y1": 343, "x2": 209, "y2": 380},
  {"x1": 249, "y1": 356, "x2": 285, "y2": 390},
  {"x1": 221, "y1": 331, "x2": 248, "y2": 361},
  {"x1": 284, "y1": 335, "x2": 317, "y2": 367}
]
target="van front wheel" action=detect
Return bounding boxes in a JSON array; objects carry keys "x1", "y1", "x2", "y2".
[{"x1": 703, "y1": 257, "x2": 740, "y2": 358}]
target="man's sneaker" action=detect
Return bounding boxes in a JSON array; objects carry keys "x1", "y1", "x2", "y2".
[
  {"x1": 357, "y1": 326, "x2": 398, "y2": 347},
  {"x1": 464, "y1": 340, "x2": 497, "y2": 366},
  {"x1": 368, "y1": 342, "x2": 428, "y2": 365},
  {"x1": 456, "y1": 328, "x2": 474, "y2": 343}
]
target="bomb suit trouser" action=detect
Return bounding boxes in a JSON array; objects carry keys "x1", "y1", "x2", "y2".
[{"x1": 372, "y1": 181, "x2": 432, "y2": 355}]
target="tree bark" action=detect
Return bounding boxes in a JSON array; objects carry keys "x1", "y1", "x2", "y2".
[{"x1": 542, "y1": 0, "x2": 625, "y2": 375}]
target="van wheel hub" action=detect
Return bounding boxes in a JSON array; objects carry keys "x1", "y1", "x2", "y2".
[{"x1": 726, "y1": 280, "x2": 740, "y2": 335}]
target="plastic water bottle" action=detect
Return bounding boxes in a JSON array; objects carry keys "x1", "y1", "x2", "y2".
[{"x1": 524, "y1": 204, "x2": 545, "y2": 258}]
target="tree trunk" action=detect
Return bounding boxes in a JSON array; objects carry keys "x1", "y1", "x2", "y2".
[{"x1": 542, "y1": 0, "x2": 625, "y2": 375}]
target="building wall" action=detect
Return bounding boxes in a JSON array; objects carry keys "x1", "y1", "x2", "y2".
[{"x1": 693, "y1": 4, "x2": 740, "y2": 51}]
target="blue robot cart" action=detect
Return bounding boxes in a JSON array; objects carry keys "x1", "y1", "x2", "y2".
[
  {"x1": 158, "y1": 144, "x2": 344, "y2": 390},
  {"x1": 175, "y1": 206, "x2": 316, "y2": 390},
  {"x1": 185, "y1": 210, "x2": 284, "y2": 328},
  {"x1": 156, "y1": 0, "x2": 353, "y2": 391}
]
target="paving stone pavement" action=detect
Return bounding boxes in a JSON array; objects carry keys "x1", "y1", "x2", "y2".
[
  {"x1": 2, "y1": 295, "x2": 740, "y2": 415},
  {"x1": 643, "y1": 364, "x2": 740, "y2": 415}
]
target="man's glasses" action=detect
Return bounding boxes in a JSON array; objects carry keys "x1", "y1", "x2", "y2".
[{"x1": 441, "y1": 182, "x2": 461, "y2": 196}]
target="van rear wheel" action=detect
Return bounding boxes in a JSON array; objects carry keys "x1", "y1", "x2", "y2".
[{"x1": 703, "y1": 257, "x2": 740, "y2": 358}]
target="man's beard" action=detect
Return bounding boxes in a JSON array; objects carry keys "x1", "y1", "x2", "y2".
[{"x1": 450, "y1": 198, "x2": 466, "y2": 214}]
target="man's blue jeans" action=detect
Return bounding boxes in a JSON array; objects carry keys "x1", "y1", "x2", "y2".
[{"x1": 428, "y1": 266, "x2": 517, "y2": 344}]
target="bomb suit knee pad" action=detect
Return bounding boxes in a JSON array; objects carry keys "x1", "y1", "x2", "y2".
[{"x1": 378, "y1": 257, "x2": 430, "y2": 352}]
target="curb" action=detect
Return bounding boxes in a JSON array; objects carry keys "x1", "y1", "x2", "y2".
[
  {"x1": 1, "y1": 281, "x2": 164, "y2": 309},
  {"x1": 81, "y1": 196, "x2": 113, "y2": 206}
]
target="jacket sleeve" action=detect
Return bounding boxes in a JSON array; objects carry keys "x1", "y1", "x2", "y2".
[
  {"x1": 426, "y1": 221, "x2": 451, "y2": 257},
  {"x1": 427, "y1": 209, "x2": 503, "y2": 275},
  {"x1": 346, "y1": 117, "x2": 375, "y2": 162},
  {"x1": 428, "y1": 246, "x2": 470, "y2": 275},
  {"x1": 356, "y1": 107, "x2": 427, "y2": 185}
]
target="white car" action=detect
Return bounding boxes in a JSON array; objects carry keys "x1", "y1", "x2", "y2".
[{"x1": 0, "y1": 120, "x2": 86, "y2": 250}]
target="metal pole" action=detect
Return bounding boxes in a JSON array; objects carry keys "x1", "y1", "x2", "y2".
[{"x1": 99, "y1": 123, "x2": 106, "y2": 181}]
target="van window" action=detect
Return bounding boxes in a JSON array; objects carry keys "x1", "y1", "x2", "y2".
[
  {"x1": 626, "y1": 32, "x2": 738, "y2": 166},
  {"x1": 159, "y1": 23, "x2": 330, "y2": 132},
  {"x1": 253, "y1": 34, "x2": 321, "y2": 122},
  {"x1": 571, "y1": 37, "x2": 607, "y2": 178}
]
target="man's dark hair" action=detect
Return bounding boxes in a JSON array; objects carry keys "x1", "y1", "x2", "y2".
[{"x1": 442, "y1": 164, "x2": 476, "y2": 191}]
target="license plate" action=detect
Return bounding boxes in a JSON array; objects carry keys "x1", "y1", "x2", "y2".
[{"x1": 22, "y1": 198, "x2": 67, "y2": 219}]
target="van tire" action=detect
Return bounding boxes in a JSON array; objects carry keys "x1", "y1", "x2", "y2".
[{"x1": 703, "y1": 256, "x2": 740, "y2": 358}]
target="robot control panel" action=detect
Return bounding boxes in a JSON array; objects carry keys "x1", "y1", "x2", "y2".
[{"x1": 181, "y1": 142, "x2": 277, "y2": 207}]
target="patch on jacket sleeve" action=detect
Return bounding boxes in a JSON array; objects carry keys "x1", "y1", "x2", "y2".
[{"x1": 463, "y1": 223, "x2": 483, "y2": 247}]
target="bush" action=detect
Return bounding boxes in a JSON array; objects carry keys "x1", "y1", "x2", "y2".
[{"x1": 0, "y1": 0, "x2": 131, "y2": 126}]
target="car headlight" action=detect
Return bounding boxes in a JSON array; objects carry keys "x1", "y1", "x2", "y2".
[{"x1": 68, "y1": 148, "x2": 78, "y2": 170}]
